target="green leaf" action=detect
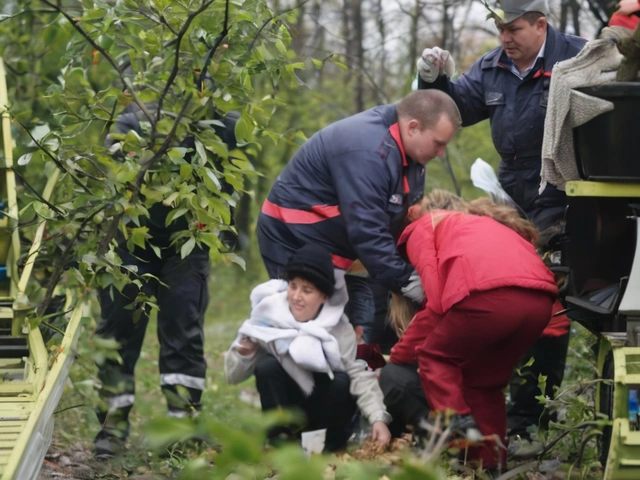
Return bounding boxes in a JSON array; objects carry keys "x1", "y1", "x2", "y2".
[
  {"x1": 167, "y1": 147, "x2": 188, "y2": 163},
  {"x1": 311, "y1": 58, "x2": 323, "y2": 69},
  {"x1": 234, "y1": 115, "x2": 253, "y2": 142},
  {"x1": 274, "y1": 39, "x2": 287, "y2": 56},
  {"x1": 180, "y1": 237, "x2": 196, "y2": 259},
  {"x1": 180, "y1": 164, "x2": 193, "y2": 180},
  {"x1": 165, "y1": 208, "x2": 188, "y2": 226}
]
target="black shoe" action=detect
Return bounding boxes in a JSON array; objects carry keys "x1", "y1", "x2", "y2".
[{"x1": 94, "y1": 430, "x2": 126, "y2": 459}]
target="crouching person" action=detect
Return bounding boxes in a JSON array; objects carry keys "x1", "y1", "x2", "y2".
[
  {"x1": 225, "y1": 244, "x2": 392, "y2": 451},
  {"x1": 379, "y1": 190, "x2": 558, "y2": 469}
]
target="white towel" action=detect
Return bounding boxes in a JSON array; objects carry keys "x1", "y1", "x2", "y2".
[{"x1": 237, "y1": 271, "x2": 348, "y2": 395}]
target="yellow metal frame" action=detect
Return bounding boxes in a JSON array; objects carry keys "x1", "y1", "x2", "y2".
[
  {"x1": 0, "y1": 57, "x2": 87, "y2": 480},
  {"x1": 566, "y1": 181, "x2": 640, "y2": 198},
  {"x1": 603, "y1": 348, "x2": 640, "y2": 479}
]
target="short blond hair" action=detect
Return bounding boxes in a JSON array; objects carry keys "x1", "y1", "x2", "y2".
[{"x1": 397, "y1": 90, "x2": 462, "y2": 131}]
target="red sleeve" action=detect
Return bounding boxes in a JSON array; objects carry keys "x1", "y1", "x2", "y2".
[{"x1": 389, "y1": 307, "x2": 441, "y2": 365}]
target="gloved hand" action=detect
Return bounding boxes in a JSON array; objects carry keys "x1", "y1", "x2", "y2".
[
  {"x1": 416, "y1": 47, "x2": 456, "y2": 83},
  {"x1": 400, "y1": 270, "x2": 426, "y2": 305}
]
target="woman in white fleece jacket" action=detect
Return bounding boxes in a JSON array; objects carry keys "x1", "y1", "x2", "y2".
[{"x1": 225, "y1": 244, "x2": 391, "y2": 451}]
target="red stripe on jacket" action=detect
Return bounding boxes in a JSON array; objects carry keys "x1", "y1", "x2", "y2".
[
  {"x1": 389, "y1": 123, "x2": 410, "y2": 194},
  {"x1": 261, "y1": 198, "x2": 340, "y2": 224}
]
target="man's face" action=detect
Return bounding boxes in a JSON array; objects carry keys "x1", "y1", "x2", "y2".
[
  {"x1": 497, "y1": 16, "x2": 547, "y2": 66},
  {"x1": 404, "y1": 116, "x2": 457, "y2": 166}
]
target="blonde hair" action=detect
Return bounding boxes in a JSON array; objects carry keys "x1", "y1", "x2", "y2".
[{"x1": 389, "y1": 190, "x2": 538, "y2": 336}]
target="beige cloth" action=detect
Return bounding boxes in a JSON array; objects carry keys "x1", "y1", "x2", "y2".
[{"x1": 540, "y1": 27, "x2": 632, "y2": 192}]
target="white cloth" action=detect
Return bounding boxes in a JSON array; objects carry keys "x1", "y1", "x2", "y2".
[
  {"x1": 540, "y1": 27, "x2": 631, "y2": 192},
  {"x1": 235, "y1": 272, "x2": 348, "y2": 395}
]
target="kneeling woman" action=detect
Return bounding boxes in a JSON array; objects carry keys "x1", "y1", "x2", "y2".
[
  {"x1": 225, "y1": 244, "x2": 391, "y2": 451},
  {"x1": 380, "y1": 191, "x2": 558, "y2": 468}
]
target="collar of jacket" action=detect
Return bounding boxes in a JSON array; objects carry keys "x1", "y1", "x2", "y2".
[{"x1": 480, "y1": 25, "x2": 571, "y2": 76}]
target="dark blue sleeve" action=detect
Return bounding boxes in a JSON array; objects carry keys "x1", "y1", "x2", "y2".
[
  {"x1": 328, "y1": 151, "x2": 413, "y2": 291},
  {"x1": 418, "y1": 57, "x2": 489, "y2": 127}
]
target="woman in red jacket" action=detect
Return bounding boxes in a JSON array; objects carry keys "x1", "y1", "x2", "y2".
[{"x1": 379, "y1": 190, "x2": 558, "y2": 469}]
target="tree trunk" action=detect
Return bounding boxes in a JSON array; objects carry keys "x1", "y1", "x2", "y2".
[
  {"x1": 570, "y1": 0, "x2": 581, "y2": 37},
  {"x1": 343, "y1": 0, "x2": 353, "y2": 84},
  {"x1": 560, "y1": 0, "x2": 569, "y2": 32},
  {"x1": 352, "y1": 0, "x2": 365, "y2": 112},
  {"x1": 374, "y1": 0, "x2": 387, "y2": 98},
  {"x1": 408, "y1": 0, "x2": 420, "y2": 74}
]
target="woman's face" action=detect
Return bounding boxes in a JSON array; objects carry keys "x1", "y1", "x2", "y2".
[{"x1": 287, "y1": 277, "x2": 328, "y2": 322}]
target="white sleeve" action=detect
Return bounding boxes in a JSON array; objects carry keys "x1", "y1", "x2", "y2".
[
  {"x1": 224, "y1": 336, "x2": 260, "y2": 385},
  {"x1": 334, "y1": 318, "x2": 392, "y2": 425}
]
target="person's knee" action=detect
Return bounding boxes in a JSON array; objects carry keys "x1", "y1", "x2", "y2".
[
  {"x1": 379, "y1": 363, "x2": 405, "y2": 397},
  {"x1": 254, "y1": 355, "x2": 284, "y2": 380}
]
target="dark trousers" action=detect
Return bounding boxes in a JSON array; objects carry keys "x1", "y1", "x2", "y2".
[
  {"x1": 95, "y1": 247, "x2": 210, "y2": 436},
  {"x1": 379, "y1": 363, "x2": 429, "y2": 437},
  {"x1": 507, "y1": 332, "x2": 570, "y2": 436},
  {"x1": 254, "y1": 355, "x2": 356, "y2": 451}
]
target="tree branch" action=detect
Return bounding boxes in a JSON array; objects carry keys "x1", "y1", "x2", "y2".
[
  {"x1": 37, "y1": 203, "x2": 110, "y2": 315},
  {"x1": 96, "y1": 94, "x2": 193, "y2": 256},
  {"x1": 137, "y1": 94, "x2": 193, "y2": 193},
  {"x1": 39, "y1": 0, "x2": 154, "y2": 125},
  {"x1": 248, "y1": 0, "x2": 312, "y2": 51},
  {"x1": 154, "y1": 0, "x2": 216, "y2": 143},
  {"x1": 12, "y1": 170, "x2": 65, "y2": 215},
  {"x1": 16, "y1": 120, "x2": 92, "y2": 195},
  {"x1": 198, "y1": 0, "x2": 231, "y2": 91}
]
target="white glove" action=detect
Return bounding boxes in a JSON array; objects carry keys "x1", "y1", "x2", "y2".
[
  {"x1": 400, "y1": 270, "x2": 426, "y2": 305},
  {"x1": 416, "y1": 47, "x2": 456, "y2": 83}
]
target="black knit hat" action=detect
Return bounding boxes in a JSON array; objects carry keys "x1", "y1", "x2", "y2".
[{"x1": 282, "y1": 244, "x2": 335, "y2": 297}]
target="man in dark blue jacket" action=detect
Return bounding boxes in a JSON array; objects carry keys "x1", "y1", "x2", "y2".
[
  {"x1": 416, "y1": 0, "x2": 586, "y2": 441},
  {"x1": 257, "y1": 90, "x2": 461, "y2": 340}
]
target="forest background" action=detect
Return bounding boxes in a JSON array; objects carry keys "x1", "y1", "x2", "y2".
[{"x1": 0, "y1": 0, "x2": 617, "y2": 478}]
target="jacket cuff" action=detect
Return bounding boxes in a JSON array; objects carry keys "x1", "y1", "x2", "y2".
[{"x1": 369, "y1": 411, "x2": 392, "y2": 425}]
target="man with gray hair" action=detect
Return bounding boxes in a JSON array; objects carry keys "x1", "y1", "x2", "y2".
[{"x1": 415, "y1": 0, "x2": 586, "y2": 443}]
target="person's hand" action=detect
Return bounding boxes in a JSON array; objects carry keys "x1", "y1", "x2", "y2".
[
  {"x1": 400, "y1": 270, "x2": 426, "y2": 305},
  {"x1": 416, "y1": 47, "x2": 456, "y2": 83},
  {"x1": 616, "y1": 0, "x2": 640, "y2": 15},
  {"x1": 371, "y1": 422, "x2": 392, "y2": 446},
  {"x1": 236, "y1": 336, "x2": 258, "y2": 356}
]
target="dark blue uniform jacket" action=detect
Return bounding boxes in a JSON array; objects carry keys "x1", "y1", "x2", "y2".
[
  {"x1": 419, "y1": 25, "x2": 585, "y2": 230},
  {"x1": 257, "y1": 104, "x2": 426, "y2": 292}
]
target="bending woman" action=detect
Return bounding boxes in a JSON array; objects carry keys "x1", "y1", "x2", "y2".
[
  {"x1": 380, "y1": 190, "x2": 558, "y2": 469},
  {"x1": 225, "y1": 243, "x2": 391, "y2": 451}
]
